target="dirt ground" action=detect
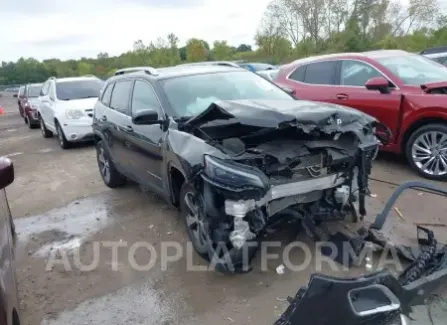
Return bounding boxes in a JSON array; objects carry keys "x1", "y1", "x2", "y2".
[{"x1": 1, "y1": 92, "x2": 447, "y2": 325}]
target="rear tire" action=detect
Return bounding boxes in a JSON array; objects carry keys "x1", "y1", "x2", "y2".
[
  {"x1": 39, "y1": 115, "x2": 53, "y2": 138},
  {"x1": 406, "y1": 123, "x2": 447, "y2": 181},
  {"x1": 26, "y1": 115, "x2": 38, "y2": 129},
  {"x1": 96, "y1": 140, "x2": 126, "y2": 188}
]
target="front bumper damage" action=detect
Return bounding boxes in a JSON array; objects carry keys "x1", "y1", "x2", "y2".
[
  {"x1": 275, "y1": 181, "x2": 447, "y2": 325},
  {"x1": 179, "y1": 99, "x2": 391, "y2": 273}
]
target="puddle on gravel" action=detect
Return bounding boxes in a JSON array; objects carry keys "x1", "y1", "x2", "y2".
[
  {"x1": 41, "y1": 280, "x2": 190, "y2": 325},
  {"x1": 15, "y1": 195, "x2": 117, "y2": 257}
]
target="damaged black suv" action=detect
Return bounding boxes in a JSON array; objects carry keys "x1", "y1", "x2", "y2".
[{"x1": 93, "y1": 65, "x2": 382, "y2": 272}]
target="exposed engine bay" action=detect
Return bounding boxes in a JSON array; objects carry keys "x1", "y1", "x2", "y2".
[{"x1": 178, "y1": 99, "x2": 389, "y2": 272}]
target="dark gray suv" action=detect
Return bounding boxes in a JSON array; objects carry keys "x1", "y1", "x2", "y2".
[{"x1": 92, "y1": 65, "x2": 381, "y2": 272}]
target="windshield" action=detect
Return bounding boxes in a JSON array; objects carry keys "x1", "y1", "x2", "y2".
[
  {"x1": 162, "y1": 71, "x2": 293, "y2": 117},
  {"x1": 377, "y1": 54, "x2": 447, "y2": 85},
  {"x1": 55, "y1": 79, "x2": 104, "y2": 100},
  {"x1": 27, "y1": 84, "x2": 42, "y2": 97}
]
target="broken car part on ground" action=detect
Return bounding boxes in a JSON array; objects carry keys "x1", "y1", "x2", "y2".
[
  {"x1": 177, "y1": 99, "x2": 389, "y2": 272},
  {"x1": 275, "y1": 181, "x2": 447, "y2": 325}
]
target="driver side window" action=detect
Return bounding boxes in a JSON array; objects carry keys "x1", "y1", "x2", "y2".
[
  {"x1": 340, "y1": 60, "x2": 383, "y2": 87},
  {"x1": 130, "y1": 80, "x2": 161, "y2": 116}
]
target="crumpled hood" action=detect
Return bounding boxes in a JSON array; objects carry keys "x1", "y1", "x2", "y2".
[
  {"x1": 420, "y1": 80, "x2": 447, "y2": 93},
  {"x1": 180, "y1": 99, "x2": 377, "y2": 133}
]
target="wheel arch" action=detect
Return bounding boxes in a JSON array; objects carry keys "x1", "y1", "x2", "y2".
[
  {"x1": 401, "y1": 117, "x2": 447, "y2": 152},
  {"x1": 167, "y1": 162, "x2": 187, "y2": 207}
]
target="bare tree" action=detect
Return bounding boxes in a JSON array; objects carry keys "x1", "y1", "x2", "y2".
[
  {"x1": 267, "y1": 0, "x2": 303, "y2": 46},
  {"x1": 390, "y1": 0, "x2": 441, "y2": 35}
]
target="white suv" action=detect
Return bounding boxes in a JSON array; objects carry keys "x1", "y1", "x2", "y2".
[{"x1": 37, "y1": 76, "x2": 104, "y2": 149}]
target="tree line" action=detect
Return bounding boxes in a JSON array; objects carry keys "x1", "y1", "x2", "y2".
[{"x1": 1, "y1": 0, "x2": 447, "y2": 85}]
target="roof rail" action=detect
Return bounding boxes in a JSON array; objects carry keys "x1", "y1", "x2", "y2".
[
  {"x1": 114, "y1": 66, "x2": 158, "y2": 76},
  {"x1": 420, "y1": 46, "x2": 447, "y2": 55},
  {"x1": 177, "y1": 61, "x2": 241, "y2": 68}
]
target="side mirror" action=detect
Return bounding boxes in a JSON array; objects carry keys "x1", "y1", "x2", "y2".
[
  {"x1": 13, "y1": 94, "x2": 18, "y2": 98},
  {"x1": 0, "y1": 157, "x2": 14, "y2": 189},
  {"x1": 365, "y1": 77, "x2": 390, "y2": 94},
  {"x1": 281, "y1": 86, "x2": 296, "y2": 96},
  {"x1": 132, "y1": 109, "x2": 161, "y2": 125}
]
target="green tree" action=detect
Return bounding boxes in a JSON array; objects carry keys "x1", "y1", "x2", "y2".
[
  {"x1": 212, "y1": 41, "x2": 233, "y2": 60},
  {"x1": 77, "y1": 62, "x2": 93, "y2": 75},
  {"x1": 236, "y1": 44, "x2": 252, "y2": 52},
  {"x1": 186, "y1": 38, "x2": 207, "y2": 62}
]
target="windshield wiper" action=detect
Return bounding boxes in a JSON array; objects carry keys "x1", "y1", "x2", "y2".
[{"x1": 77, "y1": 95, "x2": 98, "y2": 99}]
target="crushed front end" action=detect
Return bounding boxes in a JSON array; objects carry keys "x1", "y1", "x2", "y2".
[{"x1": 180, "y1": 100, "x2": 388, "y2": 272}]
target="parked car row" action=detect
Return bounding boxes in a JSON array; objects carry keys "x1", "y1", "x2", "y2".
[
  {"x1": 16, "y1": 83, "x2": 43, "y2": 128},
  {"x1": 16, "y1": 76, "x2": 104, "y2": 147}
]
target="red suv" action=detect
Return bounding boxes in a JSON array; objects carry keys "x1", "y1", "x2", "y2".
[
  {"x1": 275, "y1": 50, "x2": 447, "y2": 180},
  {"x1": 17, "y1": 83, "x2": 42, "y2": 129},
  {"x1": 0, "y1": 157, "x2": 20, "y2": 325}
]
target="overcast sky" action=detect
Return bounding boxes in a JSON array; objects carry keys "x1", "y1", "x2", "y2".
[{"x1": 1, "y1": 0, "x2": 271, "y2": 62}]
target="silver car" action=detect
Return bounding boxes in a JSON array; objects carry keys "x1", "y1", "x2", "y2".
[{"x1": 257, "y1": 69, "x2": 279, "y2": 81}]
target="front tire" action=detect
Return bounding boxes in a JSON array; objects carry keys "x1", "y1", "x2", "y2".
[
  {"x1": 179, "y1": 182, "x2": 258, "y2": 272},
  {"x1": 96, "y1": 140, "x2": 126, "y2": 188},
  {"x1": 56, "y1": 121, "x2": 71, "y2": 149},
  {"x1": 406, "y1": 123, "x2": 447, "y2": 181},
  {"x1": 180, "y1": 183, "x2": 210, "y2": 259}
]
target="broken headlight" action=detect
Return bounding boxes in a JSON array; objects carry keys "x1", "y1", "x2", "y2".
[{"x1": 203, "y1": 155, "x2": 267, "y2": 189}]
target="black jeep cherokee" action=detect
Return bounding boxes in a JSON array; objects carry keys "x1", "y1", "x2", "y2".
[{"x1": 93, "y1": 65, "x2": 382, "y2": 272}]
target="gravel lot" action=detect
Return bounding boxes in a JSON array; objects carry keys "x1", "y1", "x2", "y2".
[{"x1": 1, "y1": 92, "x2": 447, "y2": 325}]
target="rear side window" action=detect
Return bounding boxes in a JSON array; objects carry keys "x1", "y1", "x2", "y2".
[
  {"x1": 288, "y1": 65, "x2": 306, "y2": 82},
  {"x1": 303, "y1": 61, "x2": 337, "y2": 85},
  {"x1": 110, "y1": 80, "x2": 132, "y2": 114},
  {"x1": 101, "y1": 83, "x2": 114, "y2": 106}
]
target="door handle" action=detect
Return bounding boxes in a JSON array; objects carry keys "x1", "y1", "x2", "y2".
[
  {"x1": 100, "y1": 115, "x2": 107, "y2": 121},
  {"x1": 124, "y1": 125, "x2": 133, "y2": 132},
  {"x1": 336, "y1": 93, "x2": 349, "y2": 100}
]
